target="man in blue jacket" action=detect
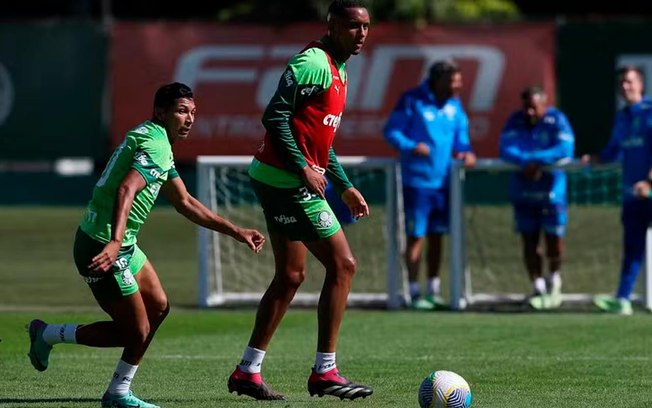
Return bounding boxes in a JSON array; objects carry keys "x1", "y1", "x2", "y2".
[
  {"x1": 384, "y1": 60, "x2": 476, "y2": 310},
  {"x1": 499, "y1": 86, "x2": 575, "y2": 310},
  {"x1": 586, "y1": 66, "x2": 652, "y2": 315}
]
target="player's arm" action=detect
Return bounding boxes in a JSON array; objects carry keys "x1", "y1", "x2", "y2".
[
  {"x1": 632, "y1": 115, "x2": 652, "y2": 199},
  {"x1": 598, "y1": 112, "x2": 626, "y2": 164},
  {"x1": 383, "y1": 93, "x2": 419, "y2": 153},
  {"x1": 161, "y1": 175, "x2": 264, "y2": 253},
  {"x1": 527, "y1": 113, "x2": 575, "y2": 165},
  {"x1": 325, "y1": 147, "x2": 353, "y2": 194},
  {"x1": 499, "y1": 116, "x2": 530, "y2": 166},
  {"x1": 89, "y1": 169, "x2": 146, "y2": 274},
  {"x1": 325, "y1": 147, "x2": 369, "y2": 219},
  {"x1": 261, "y1": 51, "x2": 331, "y2": 196}
]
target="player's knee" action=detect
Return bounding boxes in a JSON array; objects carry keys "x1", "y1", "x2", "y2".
[
  {"x1": 336, "y1": 255, "x2": 357, "y2": 279},
  {"x1": 124, "y1": 320, "x2": 150, "y2": 347},
  {"x1": 278, "y1": 268, "x2": 306, "y2": 289},
  {"x1": 143, "y1": 294, "x2": 169, "y2": 325}
]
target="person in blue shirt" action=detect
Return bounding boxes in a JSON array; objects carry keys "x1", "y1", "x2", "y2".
[
  {"x1": 585, "y1": 66, "x2": 652, "y2": 315},
  {"x1": 499, "y1": 86, "x2": 575, "y2": 310},
  {"x1": 383, "y1": 60, "x2": 476, "y2": 310}
]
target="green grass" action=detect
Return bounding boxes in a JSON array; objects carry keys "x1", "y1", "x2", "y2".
[
  {"x1": 2, "y1": 310, "x2": 652, "y2": 407},
  {"x1": 0, "y1": 205, "x2": 645, "y2": 407}
]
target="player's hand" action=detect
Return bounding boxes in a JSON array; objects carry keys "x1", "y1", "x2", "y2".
[
  {"x1": 341, "y1": 187, "x2": 370, "y2": 219},
  {"x1": 301, "y1": 165, "x2": 327, "y2": 198},
  {"x1": 581, "y1": 154, "x2": 596, "y2": 165},
  {"x1": 234, "y1": 228, "x2": 266, "y2": 253},
  {"x1": 456, "y1": 152, "x2": 476, "y2": 168},
  {"x1": 412, "y1": 142, "x2": 430, "y2": 157},
  {"x1": 88, "y1": 240, "x2": 121, "y2": 275},
  {"x1": 523, "y1": 162, "x2": 542, "y2": 181},
  {"x1": 633, "y1": 180, "x2": 652, "y2": 199}
]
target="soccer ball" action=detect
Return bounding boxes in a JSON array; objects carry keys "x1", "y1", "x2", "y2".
[{"x1": 418, "y1": 370, "x2": 472, "y2": 408}]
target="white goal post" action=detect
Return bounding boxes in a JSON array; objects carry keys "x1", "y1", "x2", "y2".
[
  {"x1": 448, "y1": 158, "x2": 652, "y2": 311},
  {"x1": 196, "y1": 155, "x2": 407, "y2": 309}
]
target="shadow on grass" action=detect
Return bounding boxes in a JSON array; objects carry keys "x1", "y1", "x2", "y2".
[{"x1": 0, "y1": 397, "x2": 98, "y2": 404}]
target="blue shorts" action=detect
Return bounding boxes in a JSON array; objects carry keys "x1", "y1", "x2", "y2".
[
  {"x1": 513, "y1": 202, "x2": 567, "y2": 237},
  {"x1": 403, "y1": 186, "x2": 449, "y2": 237},
  {"x1": 325, "y1": 182, "x2": 356, "y2": 225}
]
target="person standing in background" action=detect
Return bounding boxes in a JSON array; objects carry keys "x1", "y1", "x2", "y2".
[
  {"x1": 499, "y1": 86, "x2": 575, "y2": 310},
  {"x1": 383, "y1": 60, "x2": 476, "y2": 311},
  {"x1": 586, "y1": 66, "x2": 652, "y2": 315}
]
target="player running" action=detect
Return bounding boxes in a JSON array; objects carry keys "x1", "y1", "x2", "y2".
[
  {"x1": 27, "y1": 82, "x2": 265, "y2": 408},
  {"x1": 228, "y1": 0, "x2": 373, "y2": 401}
]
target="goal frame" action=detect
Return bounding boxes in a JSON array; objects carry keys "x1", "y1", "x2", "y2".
[
  {"x1": 448, "y1": 158, "x2": 652, "y2": 310},
  {"x1": 196, "y1": 155, "x2": 407, "y2": 309}
]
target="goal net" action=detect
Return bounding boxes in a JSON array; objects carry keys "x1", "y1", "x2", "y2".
[
  {"x1": 448, "y1": 159, "x2": 652, "y2": 310},
  {"x1": 196, "y1": 156, "x2": 406, "y2": 309}
]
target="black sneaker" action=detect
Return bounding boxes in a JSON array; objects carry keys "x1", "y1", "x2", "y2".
[
  {"x1": 227, "y1": 366, "x2": 286, "y2": 400},
  {"x1": 308, "y1": 368, "x2": 373, "y2": 400}
]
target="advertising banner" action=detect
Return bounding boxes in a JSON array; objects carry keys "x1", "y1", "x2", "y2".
[
  {"x1": 0, "y1": 23, "x2": 106, "y2": 160},
  {"x1": 112, "y1": 23, "x2": 555, "y2": 160}
]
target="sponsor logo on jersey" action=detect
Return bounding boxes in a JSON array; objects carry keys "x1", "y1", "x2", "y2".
[
  {"x1": 622, "y1": 136, "x2": 644, "y2": 148},
  {"x1": 323, "y1": 113, "x2": 342, "y2": 130},
  {"x1": 317, "y1": 211, "x2": 334, "y2": 228},
  {"x1": 301, "y1": 86, "x2": 319, "y2": 96},
  {"x1": 283, "y1": 69, "x2": 294, "y2": 87},
  {"x1": 83, "y1": 276, "x2": 103, "y2": 284},
  {"x1": 274, "y1": 214, "x2": 297, "y2": 224},
  {"x1": 134, "y1": 126, "x2": 149, "y2": 135},
  {"x1": 423, "y1": 110, "x2": 436, "y2": 121},
  {"x1": 134, "y1": 151, "x2": 149, "y2": 166},
  {"x1": 443, "y1": 104, "x2": 457, "y2": 119}
]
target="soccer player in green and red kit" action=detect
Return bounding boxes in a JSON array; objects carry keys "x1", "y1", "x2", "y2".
[
  {"x1": 228, "y1": 0, "x2": 373, "y2": 402},
  {"x1": 27, "y1": 83, "x2": 265, "y2": 408}
]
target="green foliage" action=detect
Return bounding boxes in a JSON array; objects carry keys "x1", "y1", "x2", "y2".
[{"x1": 216, "y1": 0, "x2": 521, "y2": 23}]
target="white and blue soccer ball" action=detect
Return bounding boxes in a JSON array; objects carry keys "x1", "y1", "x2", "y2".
[{"x1": 418, "y1": 370, "x2": 472, "y2": 408}]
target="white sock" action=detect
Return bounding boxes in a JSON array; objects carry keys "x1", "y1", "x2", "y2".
[
  {"x1": 238, "y1": 346, "x2": 265, "y2": 374},
  {"x1": 314, "y1": 352, "x2": 336, "y2": 374},
  {"x1": 107, "y1": 360, "x2": 138, "y2": 396},
  {"x1": 534, "y1": 277, "x2": 547, "y2": 295},
  {"x1": 550, "y1": 271, "x2": 562, "y2": 291},
  {"x1": 42, "y1": 324, "x2": 78, "y2": 345},
  {"x1": 427, "y1": 277, "x2": 441, "y2": 296},
  {"x1": 409, "y1": 282, "x2": 420, "y2": 299}
]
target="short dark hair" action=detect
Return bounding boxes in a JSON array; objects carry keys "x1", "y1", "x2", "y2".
[
  {"x1": 617, "y1": 65, "x2": 644, "y2": 83},
  {"x1": 328, "y1": 0, "x2": 367, "y2": 19},
  {"x1": 520, "y1": 85, "x2": 546, "y2": 101},
  {"x1": 428, "y1": 60, "x2": 460, "y2": 82},
  {"x1": 153, "y1": 82, "x2": 193, "y2": 109}
]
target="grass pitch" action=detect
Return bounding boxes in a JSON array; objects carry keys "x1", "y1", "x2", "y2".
[
  {"x1": 2, "y1": 311, "x2": 652, "y2": 407},
  {"x1": 1, "y1": 206, "x2": 648, "y2": 407}
]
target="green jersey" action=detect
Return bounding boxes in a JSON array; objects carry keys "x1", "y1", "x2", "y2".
[
  {"x1": 80, "y1": 121, "x2": 179, "y2": 245},
  {"x1": 251, "y1": 36, "x2": 352, "y2": 194}
]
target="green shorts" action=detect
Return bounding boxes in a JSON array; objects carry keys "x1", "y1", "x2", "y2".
[
  {"x1": 73, "y1": 228, "x2": 147, "y2": 302},
  {"x1": 250, "y1": 178, "x2": 341, "y2": 242}
]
